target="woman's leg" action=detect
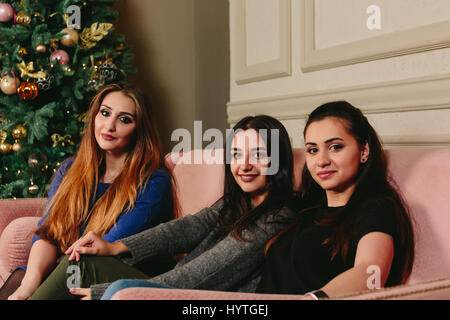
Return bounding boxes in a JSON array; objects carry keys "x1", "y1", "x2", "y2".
[
  {"x1": 29, "y1": 255, "x2": 150, "y2": 300},
  {"x1": 101, "y1": 279, "x2": 172, "y2": 300},
  {"x1": 0, "y1": 268, "x2": 25, "y2": 300}
]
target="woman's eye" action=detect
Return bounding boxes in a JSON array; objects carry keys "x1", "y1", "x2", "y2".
[
  {"x1": 330, "y1": 144, "x2": 343, "y2": 151},
  {"x1": 120, "y1": 116, "x2": 133, "y2": 124},
  {"x1": 253, "y1": 151, "x2": 267, "y2": 159},
  {"x1": 306, "y1": 147, "x2": 318, "y2": 154},
  {"x1": 232, "y1": 152, "x2": 242, "y2": 159},
  {"x1": 100, "y1": 109, "x2": 110, "y2": 117}
]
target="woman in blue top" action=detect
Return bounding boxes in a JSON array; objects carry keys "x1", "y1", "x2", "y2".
[{"x1": 1, "y1": 83, "x2": 173, "y2": 300}]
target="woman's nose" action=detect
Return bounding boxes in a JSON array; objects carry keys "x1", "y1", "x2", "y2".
[
  {"x1": 317, "y1": 151, "x2": 330, "y2": 167},
  {"x1": 241, "y1": 154, "x2": 253, "y2": 170},
  {"x1": 105, "y1": 118, "x2": 116, "y2": 132}
]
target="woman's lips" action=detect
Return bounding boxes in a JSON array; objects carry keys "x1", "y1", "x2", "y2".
[
  {"x1": 239, "y1": 174, "x2": 258, "y2": 182},
  {"x1": 317, "y1": 171, "x2": 336, "y2": 179},
  {"x1": 101, "y1": 134, "x2": 116, "y2": 141}
]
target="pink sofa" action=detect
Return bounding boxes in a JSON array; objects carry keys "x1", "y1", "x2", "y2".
[{"x1": 1, "y1": 148, "x2": 449, "y2": 300}]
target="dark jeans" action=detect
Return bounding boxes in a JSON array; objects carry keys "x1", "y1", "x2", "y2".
[{"x1": 29, "y1": 254, "x2": 174, "y2": 300}]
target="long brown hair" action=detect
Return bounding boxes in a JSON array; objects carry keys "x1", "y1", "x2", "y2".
[
  {"x1": 37, "y1": 83, "x2": 167, "y2": 252},
  {"x1": 220, "y1": 115, "x2": 298, "y2": 241},
  {"x1": 301, "y1": 101, "x2": 415, "y2": 285}
]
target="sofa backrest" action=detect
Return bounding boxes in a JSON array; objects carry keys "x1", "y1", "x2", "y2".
[
  {"x1": 167, "y1": 148, "x2": 450, "y2": 285},
  {"x1": 166, "y1": 149, "x2": 305, "y2": 218}
]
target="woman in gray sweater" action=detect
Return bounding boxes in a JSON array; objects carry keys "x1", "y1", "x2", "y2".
[{"x1": 29, "y1": 115, "x2": 299, "y2": 300}]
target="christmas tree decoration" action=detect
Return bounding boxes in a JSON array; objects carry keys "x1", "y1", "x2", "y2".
[
  {"x1": 17, "y1": 82, "x2": 38, "y2": 100},
  {"x1": 0, "y1": 131, "x2": 12, "y2": 155},
  {"x1": 18, "y1": 47, "x2": 28, "y2": 56},
  {"x1": 99, "y1": 60, "x2": 119, "y2": 83},
  {"x1": 17, "y1": 61, "x2": 46, "y2": 79},
  {"x1": 60, "y1": 28, "x2": 79, "y2": 47},
  {"x1": 0, "y1": 0, "x2": 136, "y2": 198},
  {"x1": 28, "y1": 181, "x2": 39, "y2": 194},
  {"x1": 12, "y1": 142, "x2": 21, "y2": 152},
  {"x1": 35, "y1": 73, "x2": 54, "y2": 91},
  {"x1": 0, "y1": 73, "x2": 20, "y2": 95},
  {"x1": 0, "y1": 3, "x2": 14, "y2": 22},
  {"x1": 35, "y1": 44, "x2": 47, "y2": 53},
  {"x1": 11, "y1": 125, "x2": 27, "y2": 141},
  {"x1": 80, "y1": 22, "x2": 113, "y2": 49},
  {"x1": 49, "y1": 49, "x2": 70, "y2": 65},
  {"x1": 15, "y1": 11, "x2": 31, "y2": 26}
]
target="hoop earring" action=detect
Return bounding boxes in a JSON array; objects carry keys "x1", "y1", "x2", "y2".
[{"x1": 361, "y1": 157, "x2": 368, "y2": 163}]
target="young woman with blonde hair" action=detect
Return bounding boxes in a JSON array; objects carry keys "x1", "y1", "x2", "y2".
[{"x1": 1, "y1": 83, "x2": 174, "y2": 300}]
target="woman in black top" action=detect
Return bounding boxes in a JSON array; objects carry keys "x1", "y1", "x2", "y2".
[{"x1": 257, "y1": 101, "x2": 415, "y2": 299}]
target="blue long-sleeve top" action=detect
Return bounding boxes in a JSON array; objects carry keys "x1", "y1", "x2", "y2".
[{"x1": 19, "y1": 157, "x2": 173, "y2": 270}]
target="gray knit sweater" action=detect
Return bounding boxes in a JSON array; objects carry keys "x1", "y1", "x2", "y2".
[{"x1": 90, "y1": 200, "x2": 296, "y2": 299}]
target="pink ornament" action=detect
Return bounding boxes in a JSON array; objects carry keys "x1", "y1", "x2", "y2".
[
  {"x1": 50, "y1": 49, "x2": 70, "y2": 65},
  {"x1": 0, "y1": 3, "x2": 14, "y2": 22}
]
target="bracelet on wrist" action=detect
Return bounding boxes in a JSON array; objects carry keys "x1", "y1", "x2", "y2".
[{"x1": 305, "y1": 290, "x2": 329, "y2": 300}]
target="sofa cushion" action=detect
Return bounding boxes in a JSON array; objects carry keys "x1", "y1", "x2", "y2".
[
  {"x1": 0, "y1": 217, "x2": 40, "y2": 283},
  {"x1": 386, "y1": 148, "x2": 450, "y2": 284}
]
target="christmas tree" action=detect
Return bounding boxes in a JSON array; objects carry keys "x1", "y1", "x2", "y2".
[{"x1": 0, "y1": 0, "x2": 136, "y2": 198}]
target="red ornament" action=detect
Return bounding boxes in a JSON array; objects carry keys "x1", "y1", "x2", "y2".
[
  {"x1": 50, "y1": 49, "x2": 70, "y2": 65},
  {"x1": 17, "y1": 81, "x2": 38, "y2": 100}
]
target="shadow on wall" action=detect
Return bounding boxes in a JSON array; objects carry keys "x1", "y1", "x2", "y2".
[{"x1": 113, "y1": 0, "x2": 230, "y2": 154}]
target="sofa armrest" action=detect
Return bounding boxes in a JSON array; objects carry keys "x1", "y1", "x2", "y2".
[
  {"x1": 110, "y1": 288, "x2": 304, "y2": 300},
  {"x1": 110, "y1": 277, "x2": 450, "y2": 300},
  {"x1": 334, "y1": 277, "x2": 450, "y2": 300},
  {"x1": 0, "y1": 198, "x2": 47, "y2": 236}
]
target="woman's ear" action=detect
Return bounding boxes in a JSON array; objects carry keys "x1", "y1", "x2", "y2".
[{"x1": 360, "y1": 141, "x2": 370, "y2": 163}]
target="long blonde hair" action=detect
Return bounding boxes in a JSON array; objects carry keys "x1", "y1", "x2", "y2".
[{"x1": 37, "y1": 83, "x2": 167, "y2": 252}]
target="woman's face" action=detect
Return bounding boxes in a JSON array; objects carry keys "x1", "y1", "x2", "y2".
[
  {"x1": 94, "y1": 91, "x2": 137, "y2": 156},
  {"x1": 304, "y1": 117, "x2": 369, "y2": 206},
  {"x1": 230, "y1": 129, "x2": 270, "y2": 206}
]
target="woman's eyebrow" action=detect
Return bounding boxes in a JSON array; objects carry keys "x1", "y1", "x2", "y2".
[
  {"x1": 100, "y1": 104, "x2": 135, "y2": 118},
  {"x1": 305, "y1": 137, "x2": 344, "y2": 146}
]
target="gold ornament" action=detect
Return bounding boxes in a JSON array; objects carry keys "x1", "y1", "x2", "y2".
[
  {"x1": 17, "y1": 61, "x2": 47, "y2": 79},
  {"x1": 51, "y1": 133, "x2": 75, "y2": 147},
  {"x1": 28, "y1": 183, "x2": 39, "y2": 195},
  {"x1": 12, "y1": 142, "x2": 20, "y2": 152},
  {"x1": 61, "y1": 28, "x2": 79, "y2": 47},
  {"x1": 0, "y1": 142, "x2": 12, "y2": 154},
  {"x1": 15, "y1": 11, "x2": 31, "y2": 26},
  {"x1": 35, "y1": 44, "x2": 47, "y2": 53},
  {"x1": 0, "y1": 131, "x2": 11, "y2": 154},
  {"x1": 18, "y1": 47, "x2": 28, "y2": 56},
  {"x1": 11, "y1": 125, "x2": 27, "y2": 140},
  {"x1": 80, "y1": 22, "x2": 113, "y2": 49},
  {"x1": 0, "y1": 75, "x2": 20, "y2": 95}
]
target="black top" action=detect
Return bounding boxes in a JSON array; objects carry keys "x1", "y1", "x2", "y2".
[{"x1": 256, "y1": 197, "x2": 399, "y2": 294}]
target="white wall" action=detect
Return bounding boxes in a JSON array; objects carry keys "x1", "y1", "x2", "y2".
[{"x1": 228, "y1": 0, "x2": 450, "y2": 148}]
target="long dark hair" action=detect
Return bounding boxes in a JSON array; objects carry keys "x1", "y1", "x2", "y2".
[
  {"x1": 219, "y1": 115, "x2": 297, "y2": 241},
  {"x1": 302, "y1": 101, "x2": 415, "y2": 285}
]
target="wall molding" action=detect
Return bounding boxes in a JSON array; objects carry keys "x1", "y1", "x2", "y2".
[
  {"x1": 227, "y1": 73, "x2": 450, "y2": 146},
  {"x1": 234, "y1": 0, "x2": 292, "y2": 84},
  {"x1": 301, "y1": 0, "x2": 450, "y2": 72}
]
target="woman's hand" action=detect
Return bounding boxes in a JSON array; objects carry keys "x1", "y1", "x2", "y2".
[
  {"x1": 65, "y1": 231, "x2": 128, "y2": 261},
  {"x1": 69, "y1": 288, "x2": 91, "y2": 300}
]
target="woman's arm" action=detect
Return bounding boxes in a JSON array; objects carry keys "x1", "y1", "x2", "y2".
[
  {"x1": 66, "y1": 201, "x2": 224, "y2": 263},
  {"x1": 102, "y1": 170, "x2": 173, "y2": 242},
  {"x1": 9, "y1": 239, "x2": 58, "y2": 300},
  {"x1": 319, "y1": 232, "x2": 394, "y2": 298}
]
